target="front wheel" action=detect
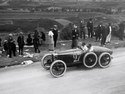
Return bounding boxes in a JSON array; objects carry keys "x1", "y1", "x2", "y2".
[
  {"x1": 98, "y1": 52, "x2": 111, "y2": 68},
  {"x1": 50, "y1": 60, "x2": 67, "y2": 78},
  {"x1": 41, "y1": 54, "x2": 52, "y2": 70}
]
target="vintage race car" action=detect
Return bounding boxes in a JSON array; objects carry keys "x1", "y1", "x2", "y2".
[{"x1": 41, "y1": 46, "x2": 113, "y2": 78}]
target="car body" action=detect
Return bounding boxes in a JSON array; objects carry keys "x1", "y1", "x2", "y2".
[{"x1": 41, "y1": 46, "x2": 113, "y2": 78}]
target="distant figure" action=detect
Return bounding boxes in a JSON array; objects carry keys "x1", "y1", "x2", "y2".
[
  {"x1": 41, "y1": 31, "x2": 46, "y2": 41},
  {"x1": 101, "y1": 25, "x2": 107, "y2": 46},
  {"x1": 87, "y1": 18, "x2": 94, "y2": 38},
  {"x1": 48, "y1": 28, "x2": 54, "y2": 51},
  {"x1": 95, "y1": 24, "x2": 103, "y2": 41},
  {"x1": 17, "y1": 32, "x2": 25, "y2": 55},
  {"x1": 106, "y1": 23, "x2": 112, "y2": 43},
  {"x1": 0, "y1": 37, "x2": 2, "y2": 47},
  {"x1": 33, "y1": 36, "x2": 40, "y2": 53},
  {"x1": 71, "y1": 25, "x2": 79, "y2": 49},
  {"x1": 52, "y1": 25, "x2": 58, "y2": 47},
  {"x1": 7, "y1": 33, "x2": 16, "y2": 58},
  {"x1": 3, "y1": 40, "x2": 8, "y2": 56},
  {"x1": 119, "y1": 22, "x2": 125, "y2": 40},
  {"x1": 26, "y1": 33, "x2": 33, "y2": 46},
  {"x1": 34, "y1": 29, "x2": 40, "y2": 38},
  {"x1": 80, "y1": 20, "x2": 86, "y2": 39}
]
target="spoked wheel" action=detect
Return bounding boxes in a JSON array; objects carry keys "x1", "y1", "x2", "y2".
[
  {"x1": 50, "y1": 60, "x2": 67, "y2": 78},
  {"x1": 41, "y1": 54, "x2": 53, "y2": 70},
  {"x1": 98, "y1": 52, "x2": 111, "y2": 68},
  {"x1": 83, "y1": 52, "x2": 98, "y2": 68}
]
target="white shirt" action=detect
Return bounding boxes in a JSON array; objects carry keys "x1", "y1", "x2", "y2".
[
  {"x1": 81, "y1": 45, "x2": 88, "y2": 52},
  {"x1": 88, "y1": 46, "x2": 94, "y2": 52},
  {"x1": 48, "y1": 31, "x2": 54, "y2": 37},
  {"x1": 109, "y1": 26, "x2": 112, "y2": 32}
]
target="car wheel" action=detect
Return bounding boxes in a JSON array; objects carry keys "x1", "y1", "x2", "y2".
[
  {"x1": 50, "y1": 60, "x2": 67, "y2": 78},
  {"x1": 98, "y1": 52, "x2": 111, "y2": 68},
  {"x1": 41, "y1": 54, "x2": 52, "y2": 70},
  {"x1": 83, "y1": 52, "x2": 98, "y2": 68}
]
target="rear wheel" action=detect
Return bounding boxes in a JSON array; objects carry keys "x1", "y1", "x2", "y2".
[
  {"x1": 50, "y1": 60, "x2": 67, "y2": 78},
  {"x1": 98, "y1": 52, "x2": 111, "y2": 68},
  {"x1": 41, "y1": 54, "x2": 52, "y2": 70},
  {"x1": 83, "y1": 52, "x2": 98, "y2": 68}
]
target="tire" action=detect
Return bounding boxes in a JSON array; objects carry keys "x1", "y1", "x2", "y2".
[
  {"x1": 83, "y1": 52, "x2": 98, "y2": 68},
  {"x1": 98, "y1": 52, "x2": 111, "y2": 68},
  {"x1": 50, "y1": 60, "x2": 67, "y2": 78},
  {"x1": 41, "y1": 54, "x2": 52, "y2": 70}
]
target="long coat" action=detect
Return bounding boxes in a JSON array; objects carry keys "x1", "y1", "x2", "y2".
[
  {"x1": 71, "y1": 29, "x2": 79, "y2": 48},
  {"x1": 17, "y1": 35, "x2": 25, "y2": 47}
]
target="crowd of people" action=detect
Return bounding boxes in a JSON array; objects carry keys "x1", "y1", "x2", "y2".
[
  {"x1": 0, "y1": 18, "x2": 124, "y2": 58},
  {"x1": 71, "y1": 18, "x2": 125, "y2": 49},
  {"x1": 0, "y1": 28, "x2": 46, "y2": 58}
]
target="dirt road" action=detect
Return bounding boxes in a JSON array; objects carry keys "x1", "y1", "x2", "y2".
[{"x1": 0, "y1": 48, "x2": 125, "y2": 94}]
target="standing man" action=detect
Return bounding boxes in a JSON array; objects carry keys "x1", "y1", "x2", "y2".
[
  {"x1": 80, "y1": 20, "x2": 86, "y2": 39},
  {"x1": 17, "y1": 32, "x2": 25, "y2": 55},
  {"x1": 119, "y1": 22, "x2": 125, "y2": 40},
  {"x1": 7, "y1": 33, "x2": 16, "y2": 58},
  {"x1": 95, "y1": 24, "x2": 102, "y2": 41},
  {"x1": 0, "y1": 37, "x2": 2, "y2": 47},
  {"x1": 87, "y1": 18, "x2": 94, "y2": 38},
  {"x1": 106, "y1": 23, "x2": 112, "y2": 43},
  {"x1": 71, "y1": 25, "x2": 79, "y2": 49},
  {"x1": 101, "y1": 24, "x2": 107, "y2": 46},
  {"x1": 33, "y1": 30, "x2": 40, "y2": 53},
  {"x1": 52, "y1": 25, "x2": 58, "y2": 47}
]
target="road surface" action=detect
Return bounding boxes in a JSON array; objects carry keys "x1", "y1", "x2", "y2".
[{"x1": 0, "y1": 48, "x2": 125, "y2": 94}]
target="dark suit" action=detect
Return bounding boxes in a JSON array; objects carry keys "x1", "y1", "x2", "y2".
[
  {"x1": 52, "y1": 28, "x2": 58, "y2": 47},
  {"x1": 80, "y1": 23, "x2": 86, "y2": 39},
  {"x1": 119, "y1": 22, "x2": 125, "y2": 40},
  {"x1": 8, "y1": 37, "x2": 16, "y2": 58},
  {"x1": 87, "y1": 21, "x2": 93, "y2": 38},
  {"x1": 71, "y1": 29, "x2": 79, "y2": 48},
  {"x1": 101, "y1": 26, "x2": 107, "y2": 46},
  {"x1": 17, "y1": 35, "x2": 25, "y2": 55},
  {"x1": 33, "y1": 37, "x2": 40, "y2": 53},
  {"x1": 95, "y1": 25, "x2": 102, "y2": 41}
]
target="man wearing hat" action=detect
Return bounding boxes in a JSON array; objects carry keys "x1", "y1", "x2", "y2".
[
  {"x1": 52, "y1": 25, "x2": 58, "y2": 47},
  {"x1": 71, "y1": 24, "x2": 79, "y2": 48}
]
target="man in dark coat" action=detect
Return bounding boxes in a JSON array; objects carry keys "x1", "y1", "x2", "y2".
[
  {"x1": 8, "y1": 34, "x2": 16, "y2": 58},
  {"x1": 87, "y1": 18, "x2": 94, "y2": 38},
  {"x1": 33, "y1": 30, "x2": 40, "y2": 53},
  {"x1": 17, "y1": 32, "x2": 25, "y2": 55},
  {"x1": 95, "y1": 24, "x2": 102, "y2": 41},
  {"x1": 71, "y1": 25, "x2": 79, "y2": 48},
  {"x1": 33, "y1": 36, "x2": 40, "y2": 53},
  {"x1": 101, "y1": 25, "x2": 107, "y2": 46},
  {"x1": 0, "y1": 37, "x2": 2, "y2": 47},
  {"x1": 80, "y1": 20, "x2": 86, "y2": 39},
  {"x1": 119, "y1": 22, "x2": 125, "y2": 40},
  {"x1": 52, "y1": 25, "x2": 58, "y2": 47}
]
